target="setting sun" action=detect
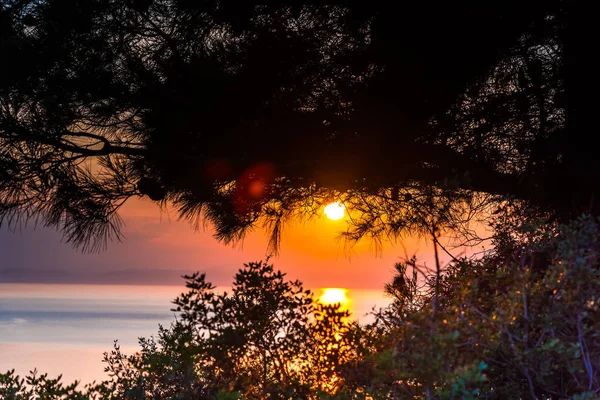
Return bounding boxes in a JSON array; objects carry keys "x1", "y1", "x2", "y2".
[
  {"x1": 323, "y1": 202, "x2": 345, "y2": 220},
  {"x1": 319, "y1": 288, "x2": 350, "y2": 309}
]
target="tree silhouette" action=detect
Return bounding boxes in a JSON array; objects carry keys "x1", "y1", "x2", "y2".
[{"x1": 0, "y1": 0, "x2": 593, "y2": 251}]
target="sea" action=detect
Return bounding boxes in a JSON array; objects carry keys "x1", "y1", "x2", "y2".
[{"x1": 0, "y1": 283, "x2": 391, "y2": 386}]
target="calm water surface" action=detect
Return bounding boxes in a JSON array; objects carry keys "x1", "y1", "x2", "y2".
[{"x1": 0, "y1": 283, "x2": 391, "y2": 385}]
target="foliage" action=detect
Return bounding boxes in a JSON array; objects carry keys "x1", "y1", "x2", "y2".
[
  {"x1": 1, "y1": 261, "x2": 361, "y2": 399},
  {"x1": 346, "y1": 215, "x2": 600, "y2": 399},
  {"x1": 0, "y1": 369, "x2": 90, "y2": 400},
  {"x1": 5, "y1": 217, "x2": 600, "y2": 398},
  {"x1": 1, "y1": 0, "x2": 592, "y2": 252},
  {"x1": 95, "y1": 261, "x2": 368, "y2": 399}
]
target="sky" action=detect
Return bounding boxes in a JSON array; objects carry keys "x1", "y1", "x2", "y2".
[{"x1": 0, "y1": 196, "x2": 467, "y2": 290}]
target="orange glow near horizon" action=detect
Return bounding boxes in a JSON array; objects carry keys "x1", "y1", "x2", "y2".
[
  {"x1": 323, "y1": 202, "x2": 345, "y2": 220},
  {"x1": 105, "y1": 196, "x2": 465, "y2": 290}
]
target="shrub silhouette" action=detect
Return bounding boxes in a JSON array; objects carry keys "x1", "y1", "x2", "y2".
[{"x1": 4, "y1": 217, "x2": 600, "y2": 399}]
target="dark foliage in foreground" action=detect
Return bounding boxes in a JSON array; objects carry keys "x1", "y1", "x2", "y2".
[
  {"x1": 3, "y1": 217, "x2": 600, "y2": 399},
  {"x1": 1, "y1": 261, "x2": 360, "y2": 399},
  {"x1": 1, "y1": 0, "x2": 595, "y2": 251},
  {"x1": 361, "y1": 216, "x2": 600, "y2": 399}
]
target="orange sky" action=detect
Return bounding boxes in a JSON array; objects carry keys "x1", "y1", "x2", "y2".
[
  {"x1": 111, "y1": 196, "x2": 473, "y2": 289},
  {"x1": 0, "y1": 193, "x2": 489, "y2": 289}
]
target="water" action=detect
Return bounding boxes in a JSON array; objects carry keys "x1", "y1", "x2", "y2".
[{"x1": 0, "y1": 283, "x2": 391, "y2": 385}]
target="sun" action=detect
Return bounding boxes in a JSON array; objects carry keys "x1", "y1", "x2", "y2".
[
  {"x1": 319, "y1": 288, "x2": 350, "y2": 309},
  {"x1": 323, "y1": 202, "x2": 345, "y2": 220}
]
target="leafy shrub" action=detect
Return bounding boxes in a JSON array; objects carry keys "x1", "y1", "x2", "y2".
[
  {"x1": 1, "y1": 261, "x2": 359, "y2": 399},
  {"x1": 347, "y1": 216, "x2": 600, "y2": 399},
  {"x1": 4, "y1": 217, "x2": 600, "y2": 399}
]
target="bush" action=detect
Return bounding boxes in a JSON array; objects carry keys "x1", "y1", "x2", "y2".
[
  {"x1": 350, "y1": 216, "x2": 600, "y2": 399},
  {"x1": 4, "y1": 217, "x2": 600, "y2": 399},
  {"x1": 1, "y1": 261, "x2": 360, "y2": 399}
]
